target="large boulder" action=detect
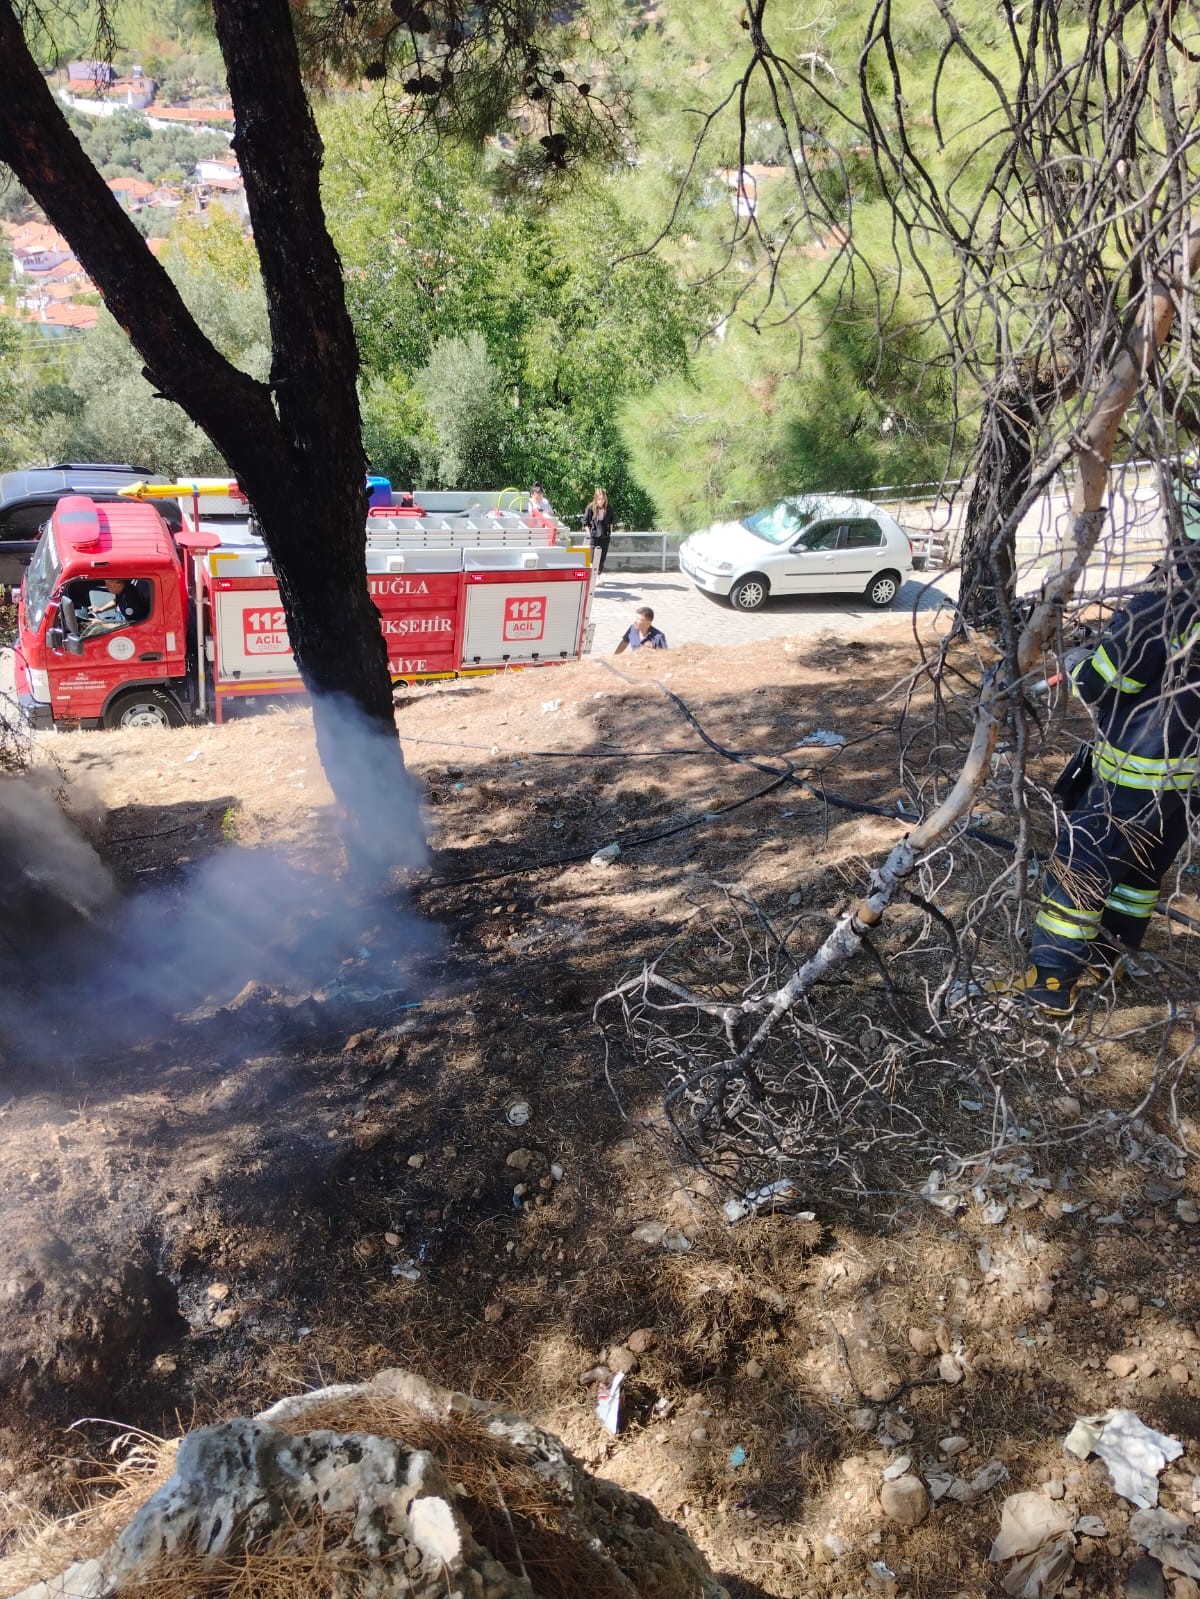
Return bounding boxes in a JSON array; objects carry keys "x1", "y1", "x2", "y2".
[{"x1": 7, "y1": 1368, "x2": 729, "y2": 1599}]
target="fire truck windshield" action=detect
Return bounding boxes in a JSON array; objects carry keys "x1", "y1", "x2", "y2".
[{"x1": 25, "y1": 527, "x2": 61, "y2": 630}]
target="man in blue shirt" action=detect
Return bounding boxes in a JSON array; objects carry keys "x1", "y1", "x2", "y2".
[{"x1": 615, "y1": 606, "x2": 668, "y2": 653}]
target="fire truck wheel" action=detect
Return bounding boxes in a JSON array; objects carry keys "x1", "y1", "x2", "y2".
[{"x1": 103, "y1": 689, "x2": 186, "y2": 730}]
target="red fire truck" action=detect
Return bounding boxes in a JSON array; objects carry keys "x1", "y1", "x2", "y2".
[{"x1": 13, "y1": 482, "x2": 595, "y2": 730}]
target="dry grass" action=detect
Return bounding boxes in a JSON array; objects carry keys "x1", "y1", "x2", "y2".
[
  {"x1": 0, "y1": 1395, "x2": 651, "y2": 1599},
  {"x1": 0, "y1": 1432, "x2": 178, "y2": 1594}
]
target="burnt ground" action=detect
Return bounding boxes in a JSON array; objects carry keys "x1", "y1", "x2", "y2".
[{"x1": 1, "y1": 627, "x2": 1199, "y2": 1599}]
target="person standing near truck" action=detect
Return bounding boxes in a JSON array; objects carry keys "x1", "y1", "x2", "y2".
[{"x1": 582, "y1": 487, "x2": 615, "y2": 578}]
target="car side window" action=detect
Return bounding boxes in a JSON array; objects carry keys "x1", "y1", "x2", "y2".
[
  {"x1": 66, "y1": 578, "x2": 153, "y2": 640},
  {"x1": 844, "y1": 520, "x2": 885, "y2": 550},
  {"x1": 0, "y1": 502, "x2": 53, "y2": 540},
  {"x1": 796, "y1": 522, "x2": 843, "y2": 552}
]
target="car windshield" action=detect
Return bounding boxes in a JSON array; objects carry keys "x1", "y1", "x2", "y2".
[
  {"x1": 24, "y1": 525, "x2": 60, "y2": 630},
  {"x1": 742, "y1": 501, "x2": 818, "y2": 546}
]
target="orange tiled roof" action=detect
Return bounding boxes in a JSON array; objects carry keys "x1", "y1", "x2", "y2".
[
  {"x1": 107, "y1": 177, "x2": 155, "y2": 198},
  {"x1": 152, "y1": 105, "x2": 233, "y2": 123},
  {"x1": 39, "y1": 303, "x2": 100, "y2": 330},
  {"x1": 10, "y1": 221, "x2": 72, "y2": 255}
]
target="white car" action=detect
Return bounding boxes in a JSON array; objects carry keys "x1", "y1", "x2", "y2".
[{"x1": 679, "y1": 494, "x2": 913, "y2": 611}]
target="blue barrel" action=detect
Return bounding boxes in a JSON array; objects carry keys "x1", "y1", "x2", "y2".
[{"x1": 366, "y1": 475, "x2": 392, "y2": 509}]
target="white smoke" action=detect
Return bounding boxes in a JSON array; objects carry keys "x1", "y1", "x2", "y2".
[{"x1": 0, "y1": 704, "x2": 434, "y2": 1059}]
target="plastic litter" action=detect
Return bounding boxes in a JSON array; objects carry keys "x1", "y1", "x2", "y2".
[
  {"x1": 595, "y1": 1370, "x2": 624, "y2": 1435},
  {"x1": 988, "y1": 1492, "x2": 1074, "y2": 1599},
  {"x1": 390, "y1": 1259, "x2": 422, "y2": 1281},
  {"x1": 505, "y1": 1099, "x2": 533, "y2": 1127},
  {"x1": 728, "y1": 1445, "x2": 747, "y2": 1468},
  {"x1": 590, "y1": 842, "x2": 621, "y2": 866},
  {"x1": 1063, "y1": 1409, "x2": 1183, "y2": 1508},
  {"x1": 796, "y1": 729, "x2": 846, "y2": 748},
  {"x1": 722, "y1": 1178, "x2": 801, "y2": 1223},
  {"x1": 1129, "y1": 1508, "x2": 1200, "y2": 1578},
  {"x1": 540, "y1": 699, "x2": 563, "y2": 714}
]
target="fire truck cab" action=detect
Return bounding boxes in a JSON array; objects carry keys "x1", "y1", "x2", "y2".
[{"x1": 16, "y1": 495, "x2": 201, "y2": 729}]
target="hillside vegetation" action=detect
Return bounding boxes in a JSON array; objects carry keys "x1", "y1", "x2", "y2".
[{"x1": 0, "y1": 0, "x2": 1150, "y2": 527}]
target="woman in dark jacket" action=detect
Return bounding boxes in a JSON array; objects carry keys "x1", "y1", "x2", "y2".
[{"x1": 582, "y1": 488, "x2": 615, "y2": 577}]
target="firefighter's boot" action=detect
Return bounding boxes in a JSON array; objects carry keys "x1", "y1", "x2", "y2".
[
  {"x1": 1084, "y1": 935, "x2": 1127, "y2": 987},
  {"x1": 980, "y1": 962, "x2": 1080, "y2": 1017}
]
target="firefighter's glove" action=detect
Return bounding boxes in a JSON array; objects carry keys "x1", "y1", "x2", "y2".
[{"x1": 1061, "y1": 645, "x2": 1091, "y2": 677}]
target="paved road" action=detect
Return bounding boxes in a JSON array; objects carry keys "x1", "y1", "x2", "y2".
[
  {"x1": 587, "y1": 538, "x2": 1163, "y2": 653},
  {"x1": 586, "y1": 570, "x2": 955, "y2": 652}
]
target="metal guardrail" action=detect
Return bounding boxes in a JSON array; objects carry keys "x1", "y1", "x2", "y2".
[{"x1": 605, "y1": 531, "x2": 675, "y2": 571}]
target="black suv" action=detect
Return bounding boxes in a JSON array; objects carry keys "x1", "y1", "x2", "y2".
[{"x1": 0, "y1": 463, "x2": 182, "y2": 586}]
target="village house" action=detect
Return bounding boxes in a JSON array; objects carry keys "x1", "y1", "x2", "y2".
[
  {"x1": 106, "y1": 176, "x2": 156, "y2": 212},
  {"x1": 714, "y1": 163, "x2": 786, "y2": 220},
  {"x1": 62, "y1": 62, "x2": 157, "y2": 113},
  {"x1": 194, "y1": 154, "x2": 248, "y2": 221},
  {"x1": 145, "y1": 105, "x2": 233, "y2": 134},
  {"x1": 7, "y1": 221, "x2": 74, "y2": 277}
]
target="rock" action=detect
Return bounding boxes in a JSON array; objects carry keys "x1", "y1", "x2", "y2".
[
  {"x1": 938, "y1": 1353, "x2": 964, "y2": 1384},
  {"x1": 1033, "y1": 1281, "x2": 1055, "y2": 1314},
  {"x1": 226, "y1": 980, "x2": 269, "y2": 1013},
  {"x1": 626, "y1": 1327, "x2": 657, "y2": 1355},
  {"x1": 933, "y1": 1320, "x2": 953, "y2": 1353},
  {"x1": 10, "y1": 1369, "x2": 731, "y2": 1599},
  {"x1": 407, "y1": 1153, "x2": 426, "y2": 1170},
  {"x1": 1043, "y1": 1478, "x2": 1065, "y2": 1499},
  {"x1": 632, "y1": 1221, "x2": 666, "y2": 1246},
  {"x1": 883, "y1": 1455, "x2": 913, "y2": 1480},
  {"x1": 880, "y1": 1473, "x2": 929, "y2": 1528},
  {"x1": 1170, "y1": 1578, "x2": 1200, "y2": 1599},
  {"x1": 867, "y1": 1379, "x2": 892, "y2": 1402},
  {"x1": 1107, "y1": 1354, "x2": 1139, "y2": 1378},
  {"x1": 1120, "y1": 1294, "x2": 1142, "y2": 1316},
  {"x1": 744, "y1": 1359, "x2": 766, "y2": 1381},
  {"x1": 1093, "y1": 1287, "x2": 1111, "y2": 1308},
  {"x1": 947, "y1": 1459, "x2": 1009, "y2": 1504},
  {"x1": 1127, "y1": 1556, "x2": 1167, "y2": 1599},
  {"x1": 689, "y1": 1426, "x2": 708, "y2": 1444},
  {"x1": 505, "y1": 1148, "x2": 538, "y2": 1173},
  {"x1": 908, "y1": 1327, "x2": 937, "y2": 1357},
  {"x1": 850, "y1": 1407, "x2": 878, "y2": 1433},
  {"x1": 939, "y1": 1436, "x2": 970, "y2": 1458},
  {"x1": 483, "y1": 1303, "x2": 505, "y2": 1324},
  {"x1": 1177, "y1": 1200, "x2": 1200, "y2": 1226},
  {"x1": 212, "y1": 1308, "x2": 240, "y2": 1331},
  {"x1": 207, "y1": 1282, "x2": 231, "y2": 1302},
  {"x1": 1168, "y1": 1364, "x2": 1189, "y2": 1385},
  {"x1": 384, "y1": 1232, "x2": 401, "y2": 1246}
]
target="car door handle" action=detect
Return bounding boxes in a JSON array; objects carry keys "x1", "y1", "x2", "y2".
[{"x1": 138, "y1": 651, "x2": 162, "y2": 661}]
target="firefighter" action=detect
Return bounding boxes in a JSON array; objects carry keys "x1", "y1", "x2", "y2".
[{"x1": 1004, "y1": 473, "x2": 1200, "y2": 1014}]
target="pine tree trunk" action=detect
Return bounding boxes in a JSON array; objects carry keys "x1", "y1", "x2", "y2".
[{"x1": 0, "y1": 0, "x2": 413, "y2": 847}]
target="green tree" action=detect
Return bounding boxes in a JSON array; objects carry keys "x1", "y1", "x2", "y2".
[
  {"x1": 320, "y1": 105, "x2": 700, "y2": 526},
  {"x1": 415, "y1": 331, "x2": 510, "y2": 486}
]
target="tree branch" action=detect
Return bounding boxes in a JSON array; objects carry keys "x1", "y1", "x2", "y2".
[{"x1": 0, "y1": 0, "x2": 283, "y2": 465}]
